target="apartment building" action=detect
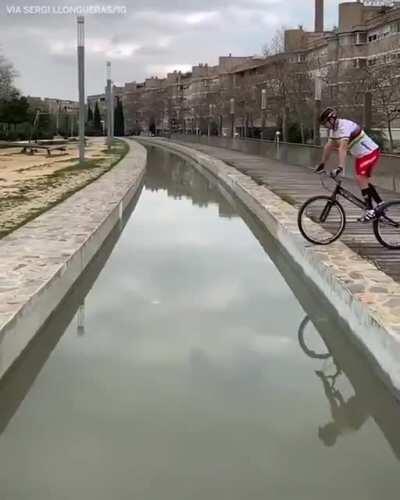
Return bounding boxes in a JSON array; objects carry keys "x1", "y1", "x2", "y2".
[
  {"x1": 121, "y1": 1, "x2": 400, "y2": 140},
  {"x1": 26, "y1": 96, "x2": 79, "y2": 115}
]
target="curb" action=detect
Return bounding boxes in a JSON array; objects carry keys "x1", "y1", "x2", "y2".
[
  {"x1": 0, "y1": 140, "x2": 147, "y2": 379},
  {"x1": 135, "y1": 137, "x2": 400, "y2": 395}
]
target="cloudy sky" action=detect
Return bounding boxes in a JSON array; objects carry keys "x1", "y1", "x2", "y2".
[{"x1": 0, "y1": 0, "x2": 343, "y2": 100}]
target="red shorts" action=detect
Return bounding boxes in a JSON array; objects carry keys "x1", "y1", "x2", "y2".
[{"x1": 355, "y1": 149, "x2": 380, "y2": 177}]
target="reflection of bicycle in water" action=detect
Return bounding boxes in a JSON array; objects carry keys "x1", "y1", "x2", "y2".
[
  {"x1": 298, "y1": 315, "x2": 369, "y2": 447},
  {"x1": 298, "y1": 316, "x2": 332, "y2": 361}
]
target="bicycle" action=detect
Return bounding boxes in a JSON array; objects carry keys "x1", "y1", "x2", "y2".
[{"x1": 297, "y1": 170, "x2": 400, "y2": 249}]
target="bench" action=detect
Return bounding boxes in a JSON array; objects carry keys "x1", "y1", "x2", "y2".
[{"x1": 21, "y1": 145, "x2": 66, "y2": 157}]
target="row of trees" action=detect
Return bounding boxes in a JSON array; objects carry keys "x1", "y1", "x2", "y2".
[
  {"x1": 0, "y1": 52, "x2": 31, "y2": 140},
  {"x1": 86, "y1": 101, "x2": 102, "y2": 135},
  {"x1": 86, "y1": 98, "x2": 125, "y2": 137},
  {"x1": 1, "y1": 50, "x2": 126, "y2": 141}
]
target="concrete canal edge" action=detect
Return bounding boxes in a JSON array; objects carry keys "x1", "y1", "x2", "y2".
[
  {"x1": 136, "y1": 137, "x2": 400, "y2": 396},
  {"x1": 0, "y1": 140, "x2": 147, "y2": 379}
]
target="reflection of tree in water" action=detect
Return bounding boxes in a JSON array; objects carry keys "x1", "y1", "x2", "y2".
[{"x1": 144, "y1": 147, "x2": 237, "y2": 219}]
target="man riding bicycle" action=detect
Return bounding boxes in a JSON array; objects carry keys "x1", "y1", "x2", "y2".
[{"x1": 316, "y1": 107, "x2": 382, "y2": 223}]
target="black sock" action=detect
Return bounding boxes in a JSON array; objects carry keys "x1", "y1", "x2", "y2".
[
  {"x1": 361, "y1": 188, "x2": 373, "y2": 209},
  {"x1": 368, "y1": 183, "x2": 382, "y2": 204}
]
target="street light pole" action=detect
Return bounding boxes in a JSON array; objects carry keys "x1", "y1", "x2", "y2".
[
  {"x1": 77, "y1": 16, "x2": 85, "y2": 164},
  {"x1": 314, "y1": 75, "x2": 322, "y2": 146},
  {"x1": 106, "y1": 61, "x2": 112, "y2": 149},
  {"x1": 208, "y1": 103, "x2": 212, "y2": 137},
  {"x1": 230, "y1": 98, "x2": 235, "y2": 138},
  {"x1": 261, "y1": 88, "x2": 267, "y2": 140},
  {"x1": 111, "y1": 85, "x2": 115, "y2": 138}
]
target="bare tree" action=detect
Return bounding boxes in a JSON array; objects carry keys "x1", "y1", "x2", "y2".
[
  {"x1": 0, "y1": 52, "x2": 18, "y2": 100},
  {"x1": 363, "y1": 58, "x2": 400, "y2": 151},
  {"x1": 262, "y1": 26, "x2": 286, "y2": 57},
  {"x1": 285, "y1": 60, "x2": 314, "y2": 143},
  {"x1": 263, "y1": 55, "x2": 292, "y2": 140}
]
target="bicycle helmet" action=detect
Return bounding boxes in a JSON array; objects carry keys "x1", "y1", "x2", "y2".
[{"x1": 320, "y1": 107, "x2": 337, "y2": 128}]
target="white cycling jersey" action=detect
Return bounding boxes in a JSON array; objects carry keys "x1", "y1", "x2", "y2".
[{"x1": 329, "y1": 119, "x2": 378, "y2": 159}]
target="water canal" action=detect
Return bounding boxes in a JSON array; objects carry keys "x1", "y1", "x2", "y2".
[{"x1": 0, "y1": 146, "x2": 399, "y2": 499}]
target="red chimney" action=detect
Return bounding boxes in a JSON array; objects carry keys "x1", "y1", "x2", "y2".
[{"x1": 315, "y1": 0, "x2": 324, "y2": 32}]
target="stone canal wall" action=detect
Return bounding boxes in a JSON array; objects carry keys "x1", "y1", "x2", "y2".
[
  {"x1": 0, "y1": 140, "x2": 146, "y2": 379},
  {"x1": 136, "y1": 137, "x2": 400, "y2": 396}
]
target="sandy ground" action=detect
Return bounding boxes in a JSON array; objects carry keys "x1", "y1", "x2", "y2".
[{"x1": 0, "y1": 138, "x2": 126, "y2": 237}]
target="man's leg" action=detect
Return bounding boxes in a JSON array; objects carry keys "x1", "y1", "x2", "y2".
[
  {"x1": 356, "y1": 150, "x2": 382, "y2": 221},
  {"x1": 356, "y1": 150, "x2": 382, "y2": 208},
  {"x1": 357, "y1": 174, "x2": 373, "y2": 209},
  {"x1": 368, "y1": 182, "x2": 382, "y2": 205}
]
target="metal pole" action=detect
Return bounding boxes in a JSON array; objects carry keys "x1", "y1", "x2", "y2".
[
  {"x1": 275, "y1": 130, "x2": 281, "y2": 159},
  {"x1": 261, "y1": 88, "x2": 267, "y2": 140},
  {"x1": 208, "y1": 103, "x2": 212, "y2": 137},
  {"x1": 111, "y1": 86, "x2": 115, "y2": 138},
  {"x1": 77, "y1": 16, "x2": 85, "y2": 164},
  {"x1": 77, "y1": 301, "x2": 85, "y2": 336},
  {"x1": 56, "y1": 104, "x2": 60, "y2": 134},
  {"x1": 230, "y1": 98, "x2": 235, "y2": 138},
  {"x1": 314, "y1": 75, "x2": 322, "y2": 146},
  {"x1": 106, "y1": 61, "x2": 112, "y2": 149}
]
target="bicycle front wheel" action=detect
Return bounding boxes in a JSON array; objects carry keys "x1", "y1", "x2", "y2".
[
  {"x1": 373, "y1": 200, "x2": 400, "y2": 249},
  {"x1": 298, "y1": 196, "x2": 346, "y2": 245},
  {"x1": 298, "y1": 317, "x2": 331, "y2": 360}
]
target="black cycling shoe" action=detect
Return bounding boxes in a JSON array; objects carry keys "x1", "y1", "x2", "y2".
[{"x1": 358, "y1": 209, "x2": 377, "y2": 223}]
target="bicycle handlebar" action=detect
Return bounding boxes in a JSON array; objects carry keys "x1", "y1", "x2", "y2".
[{"x1": 314, "y1": 168, "x2": 342, "y2": 192}]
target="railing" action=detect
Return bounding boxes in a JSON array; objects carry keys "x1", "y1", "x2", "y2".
[{"x1": 171, "y1": 134, "x2": 400, "y2": 193}]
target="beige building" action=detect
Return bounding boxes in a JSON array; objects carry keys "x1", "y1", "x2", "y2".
[{"x1": 121, "y1": 1, "x2": 400, "y2": 142}]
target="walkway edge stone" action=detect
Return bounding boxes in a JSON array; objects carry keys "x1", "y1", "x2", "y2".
[
  {"x1": 0, "y1": 140, "x2": 146, "y2": 379},
  {"x1": 136, "y1": 138, "x2": 400, "y2": 395}
]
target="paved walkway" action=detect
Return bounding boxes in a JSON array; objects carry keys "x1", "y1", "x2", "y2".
[{"x1": 173, "y1": 140, "x2": 400, "y2": 282}]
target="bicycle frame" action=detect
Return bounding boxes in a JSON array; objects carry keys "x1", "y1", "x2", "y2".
[
  {"x1": 323, "y1": 175, "x2": 366, "y2": 210},
  {"x1": 335, "y1": 184, "x2": 366, "y2": 209},
  {"x1": 323, "y1": 175, "x2": 398, "y2": 228}
]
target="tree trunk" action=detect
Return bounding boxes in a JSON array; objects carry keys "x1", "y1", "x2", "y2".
[
  {"x1": 282, "y1": 107, "x2": 288, "y2": 142},
  {"x1": 388, "y1": 118, "x2": 394, "y2": 152},
  {"x1": 261, "y1": 111, "x2": 266, "y2": 140},
  {"x1": 300, "y1": 120, "x2": 305, "y2": 144}
]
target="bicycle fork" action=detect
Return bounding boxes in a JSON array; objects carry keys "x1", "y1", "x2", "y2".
[{"x1": 319, "y1": 188, "x2": 340, "y2": 223}]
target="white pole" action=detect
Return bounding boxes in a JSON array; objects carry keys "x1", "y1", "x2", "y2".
[
  {"x1": 106, "y1": 61, "x2": 112, "y2": 149},
  {"x1": 77, "y1": 16, "x2": 85, "y2": 164},
  {"x1": 111, "y1": 86, "x2": 115, "y2": 138},
  {"x1": 77, "y1": 302, "x2": 85, "y2": 336}
]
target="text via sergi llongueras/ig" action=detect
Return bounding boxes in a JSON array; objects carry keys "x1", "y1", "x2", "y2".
[{"x1": 5, "y1": 5, "x2": 127, "y2": 15}]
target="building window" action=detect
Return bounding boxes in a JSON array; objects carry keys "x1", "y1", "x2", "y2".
[
  {"x1": 368, "y1": 58, "x2": 377, "y2": 66},
  {"x1": 353, "y1": 58, "x2": 366, "y2": 69},
  {"x1": 368, "y1": 34, "x2": 377, "y2": 42},
  {"x1": 355, "y1": 32, "x2": 367, "y2": 45}
]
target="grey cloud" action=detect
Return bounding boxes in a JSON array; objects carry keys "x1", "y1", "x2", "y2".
[{"x1": 0, "y1": 0, "x2": 341, "y2": 98}]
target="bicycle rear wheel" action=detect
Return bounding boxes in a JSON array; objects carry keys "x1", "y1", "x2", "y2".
[
  {"x1": 298, "y1": 196, "x2": 346, "y2": 245},
  {"x1": 373, "y1": 200, "x2": 400, "y2": 249}
]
